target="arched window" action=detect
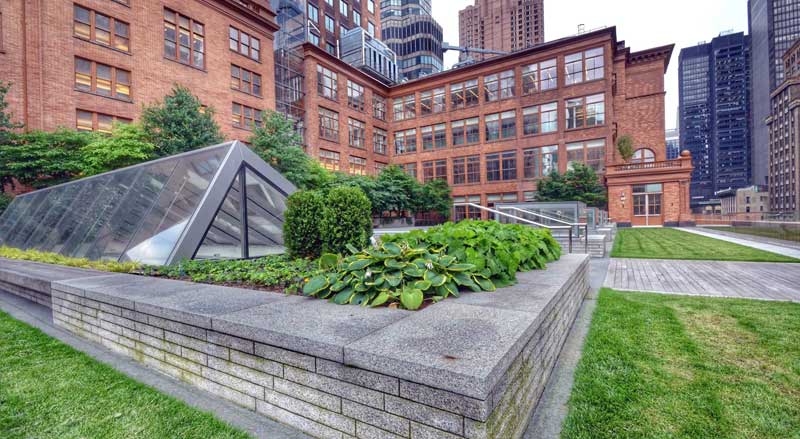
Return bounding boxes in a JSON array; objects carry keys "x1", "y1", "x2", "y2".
[{"x1": 631, "y1": 148, "x2": 655, "y2": 163}]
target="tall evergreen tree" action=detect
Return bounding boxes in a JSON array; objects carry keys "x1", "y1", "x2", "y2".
[{"x1": 141, "y1": 85, "x2": 223, "y2": 156}]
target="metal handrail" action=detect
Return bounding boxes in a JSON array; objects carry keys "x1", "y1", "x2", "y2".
[
  {"x1": 454, "y1": 203, "x2": 575, "y2": 252},
  {"x1": 497, "y1": 206, "x2": 589, "y2": 253}
]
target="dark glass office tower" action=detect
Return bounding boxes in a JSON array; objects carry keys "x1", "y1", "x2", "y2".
[
  {"x1": 679, "y1": 32, "x2": 752, "y2": 209},
  {"x1": 749, "y1": 0, "x2": 800, "y2": 186},
  {"x1": 380, "y1": 0, "x2": 444, "y2": 81}
]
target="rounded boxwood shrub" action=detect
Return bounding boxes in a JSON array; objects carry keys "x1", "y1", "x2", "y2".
[
  {"x1": 320, "y1": 186, "x2": 373, "y2": 255},
  {"x1": 283, "y1": 190, "x2": 325, "y2": 258}
]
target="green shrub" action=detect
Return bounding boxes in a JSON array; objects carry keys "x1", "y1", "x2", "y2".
[
  {"x1": 0, "y1": 193, "x2": 12, "y2": 216},
  {"x1": 0, "y1": 246, "x2": 140, "y2": 273},
  {"x1": 320, "y1": 186, "x2": 373, "y2": 255},
  {"x1": 382, "y1": 220, "x2": 560, "y2": 288},
  {"x1": 148, "y1": 255, "x2": 315, "y2": 294},
  {"x1": 283, "y1": 190, "x2": 325, "y2": 259},
  {"x1": 302, "y1": 242, "x2": 493, "y2": 310}
]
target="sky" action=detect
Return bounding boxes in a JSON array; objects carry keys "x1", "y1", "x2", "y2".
[{"x1": 431, "y1": 0, "x2": 749, "y2": 130}]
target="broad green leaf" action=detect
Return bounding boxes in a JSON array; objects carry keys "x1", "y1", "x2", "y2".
[
  {"x1": 319, "y1": 253, "x2": 340, "y2": 270},
  {"x1": 400, "y1": 288, "x2": 423, "y2": 310},
  {"x1": 448, "y1": 263, "x2": 475, "y2": 272},
  {"x1": 424, "y1": 271, "x2": 446, "y2": 287},
  {"x1": 414, "y1": 280, "x2": 432, "y2": 291},
  {"x1": 333, "y1": 289, "x2": 354, "y2": 304},
  {"x1": 383, "y1": 242, "x2": 402, "y2": 255},
  {"x1": 474, "y1": 276, "x2": 496, "y2": 291},
  {"x1": 348, "y1": 259, "x2": 373, "y2": 270},
  {"x1": 302, "y1": 275, "x2": 329, "y2": 296},
  {"x1": 370, "y1": 292, "x2": 390, "y2": 307}
]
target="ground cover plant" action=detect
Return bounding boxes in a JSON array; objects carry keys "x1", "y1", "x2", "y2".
[
  {"x1": 707, "y1": 225, "x2": 800, "y2": 244},
  {"x1": 610, "y1": 227, "x2": 799, "y2": 262},
  {"x1": 562, "y1": 289, "x2": 800, "y2": 439},
  {"x1": 303, "y1": 221, "x2": 562, "y2": 310},
  {"x1": 0, "y1": 310, "x2": 250, "y2": 439},
  {"x1": 0, "y1": 246, "x2": 141, "y2": 272}
]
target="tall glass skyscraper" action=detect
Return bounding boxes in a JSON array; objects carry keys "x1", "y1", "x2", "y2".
[
  {"x1": 749, "y1": 0, "x2": 800, "y2": 186},
  {"x1": 679, "y1": 32, "x2": 752, "y2": 209},
  {"x1": 380, "y1": 0, "x2": 444, "y2": 81}
]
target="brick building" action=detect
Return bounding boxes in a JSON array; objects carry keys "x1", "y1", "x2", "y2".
[
  {"x1": 0, "y1": 0, "x2": 278, "y2": 140},
  {"x1": 458, "y1": 0, "x2": 544, "y2": 62},
  {"x1": 299, "y1": 27, "x2": 694, "y2": 227}
]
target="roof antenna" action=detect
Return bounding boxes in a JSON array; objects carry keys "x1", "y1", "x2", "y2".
[{"x1": 577, "y1": 24, "x2": 585, "y2": 34}]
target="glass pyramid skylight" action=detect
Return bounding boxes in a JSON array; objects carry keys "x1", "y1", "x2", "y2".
[{"x1": 0, "y1": 141, "x2": 296, "y2": 265}]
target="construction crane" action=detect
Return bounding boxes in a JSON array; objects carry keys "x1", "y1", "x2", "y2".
[{"x1": 442, "y1": 43, "x2": 509, "y2": 68}]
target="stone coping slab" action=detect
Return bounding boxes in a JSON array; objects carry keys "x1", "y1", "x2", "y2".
[
  {"x1": 0, "y1": 258, "x2": 110, "y2": 296},
  {"x1": 1, "y1": 254, "x2": 589, "y2": 401}
]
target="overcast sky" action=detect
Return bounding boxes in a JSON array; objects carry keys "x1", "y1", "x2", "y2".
[{"x1": 431, "y1": 0, "x2": 749, "y2": 129}]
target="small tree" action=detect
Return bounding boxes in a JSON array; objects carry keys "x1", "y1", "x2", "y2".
[
  {"x1": 320, "y1": 186, "x2": 373, "y2": 254},
  {"x1": 79, "y1": 123, "x2": 155, "y2": 176},
  {"x1": 0, "y1": 81, "x2": 22, "y2": 145},
  {"x1": 535, "y1": 163, "x2": 607, "y2": 208},
  {"x1": 141, "y1": 85, "x2": 223, "y2": 156},
  {"x1": 375, "y1": 165, "x2": 417, "y2": 216},
  {"x1": 249, "y1": 110, "x2": 330, "y2": 189},
  {"x1": 0, "y1": 129, "x2": 94, "y2": 189},
  {"x1": 616, "y1": 135, "x2": 634, "y2": 162},
  {"x1": 283, "y1": 190, "x2": 325, "y2": 259},
  {"x1": 415, "y1": 179, "x2": 452, "y2": 219}
]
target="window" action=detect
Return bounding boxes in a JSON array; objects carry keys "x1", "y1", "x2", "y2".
[
  {"x1": 339, "y1": 1, "x2": 348, "y2": 16},
  {"x1": 393, "y1": 94, "x2": 415, "y2": 121},
  {"x1": 484, "y1": 69, "x2": 514, "y2": 102},
  {"x1": 76, "y1": 110, "x2": 130, "y2": 133},
  {"x1": 522, "y1": 103, "x2": 557, "y2": 135},
  {"x1": 566, "y1": 94, "x2": 605, "y2": 129},
  {"x1": 485, "y1": 111, "x2": 515, "y2": 141},
  {"x1": 349, "y1": 156, "x2": 367, "y2": 175},
  {"x1": 450, "y1": 79, "x2": 479, "y2": 109},
  {"x1": 347, "y1": 80, "x2": 365, "y2": 111},
  {"x1": 308, "y1": 4, "x2": 319, "y2": 22},
  {"x1": 348, "y1": 118, "x2": 366, "y2": 149},
  {"x1": 373, "y1": 94, "x2": 386, "y2": 120},
  {"x1": 232, "y1": 103, "x2": 263, "y2": 129},
  {"x1": 325, "y1": 15, "x2": 335, "y2": 32},
  {"x1": 318, "y1": 107, "x2": 339, "y2": 141},
  {"x1": 373, "y1": 128, "x2": 388, "y2": 154},
  {"x1": 453, "y1": 195, "x2": 482, "y2": 221},
  {"x1": 320, "y1": 149, "x2": 340, "y2": 171},
  {"x1": 368, "y1": 0, "x2": 375, "y2": 13},
  {"x1": 401, "y1": 163, "x2": 417, "y2": 179},
  {"x1": 633, "y1": 184, "x2": 662, "y2": 216},
  {"x1": 367, "y1": 21, "x2": 375, "y2": 36},
  {"x1": 486, "y1": 151, "x2": 517, "y2": 181},
  {"x1": 229, "y1": 26, "x2": 260, "y2": 61},
  {"x1": 420, "y1": 88, "x2": 445, "y2": 115},
  {"x1": 486, "y1": 192, "x2": 518, "y2": 207},
  {"x1": 451, "y1": 117, "x2": 479, "y2": 146},
  {"x1": 74, "y1": 5, "x2": 130, "y2": 52},
  {"x1": 565, "y1": 47, "x2": 604, "y2": 85},
  {"x1": 308, "y1": 32, "x2": 320, "y2": 45},
  {"x1": 375, "y1": 162, "x2": 387, "y2": 174},
  {"x1": 452, "y1": 156, "x2": 481, "y2": 185},
  {"x1": 164, "y1": 9, "x2": 204, "y2": 68},
  {"x1": 394, "y1": 129, "x2": 417, "y2": 154},
  {"x1": 317, "y1": 65, "x2": 337, "y2": 100},
  {"x1": 353, "y1": 10, "x2": 361, "y2": 25},
  {"x1": 566, "y1": 139, "x2": 605, "y2": 172},
  {"x1": 523, "y1": 145, "x2": 558, "y2": 178},
  {"x1": 521, "y1": 59, "x2": 556, "y2": 94},
  {"x1": 230, "y1": 65, "x2": 262, "y2": 97},
  {"x1": 74, "y1": 57, "x2": 131, "y2": 100},
  {"x1": 326, "y1": 42, "x2": 336, "y2": 56},
  {"x1": 422, "y1": 160, "x2": 447, "y2": 183},
  {"x1": 419, "y1": 123, "x2": 446, "y2": 151},
  {"x1": 325, "y1": 0, "x2": 333, "y2": 5},
  {"x1": 632, "y1": 148, "x2": 656, "y2": 163}
]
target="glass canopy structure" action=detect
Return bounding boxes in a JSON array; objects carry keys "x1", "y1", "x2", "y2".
[{"x1": 0, "y1": 141, "x2": 296, "y2": 265}]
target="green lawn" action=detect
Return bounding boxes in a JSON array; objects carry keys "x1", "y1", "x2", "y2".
[
  {"x1": 707, "y1": 226, "x2": 800, "y2": 244},
  {"x1": 610, "y1": 228, "x2": 799, "y2": 262},
  {"x1": 0, "y1": 310, "x2": 250, "y2": 439},
  {"x1": 562, "y1": 289, "x2": 800, "y2": 439}
]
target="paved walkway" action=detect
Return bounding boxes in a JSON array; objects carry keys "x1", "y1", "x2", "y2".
[
  {"x1": 679, "y1": 227, "x2": 800, "y2": 259},
  {"x1": 605, "y1": 258, "x2": 800, "y2": 302}
]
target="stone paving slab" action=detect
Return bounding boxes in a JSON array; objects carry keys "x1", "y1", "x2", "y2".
[{"x1": 605, "y1": 258, "x2": 800, "y2": 302}]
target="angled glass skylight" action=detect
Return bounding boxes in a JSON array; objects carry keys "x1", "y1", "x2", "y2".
[{"x1": 0, "y1": 141, "x2": 296, "y2": 265}]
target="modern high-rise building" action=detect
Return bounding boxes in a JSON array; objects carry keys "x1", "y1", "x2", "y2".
[
  {"x1": 380, "y1": 0, "x2": 444, "y2": 81},
  {"x1": 666, "y1": 128, "x2": 680, "y2": 160},
  {"x1": 749, "y1": 0, "x2": 800, "y2": 187},
  {"x1": 458, "y1": 0, "x2": 544, "y2": 63},
  {"x1": 679, "y1": 32, "x2": 751, "y2": 209},
  {"x1": 271, "y1": 0, "x2": 387, "y2": 133}
]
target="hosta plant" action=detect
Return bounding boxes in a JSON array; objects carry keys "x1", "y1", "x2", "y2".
[
  {"x1": 302, "y1": 241, "x2": 495, "y2": 310},
  {"x1": 382, "y1": 220, "x2": 560, "y2": 288}
]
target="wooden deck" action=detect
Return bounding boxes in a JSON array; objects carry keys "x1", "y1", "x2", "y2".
[{"x1": 605, "y1": 258, "x2": 800, "y2": 302}]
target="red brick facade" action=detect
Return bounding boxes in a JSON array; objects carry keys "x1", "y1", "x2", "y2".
[
  {"x1": 300, "y1": 27, "x2": 693, "y2": 225},
  {"x1": 0, "y1": 0, "x2": 278, "y2": 140}
]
